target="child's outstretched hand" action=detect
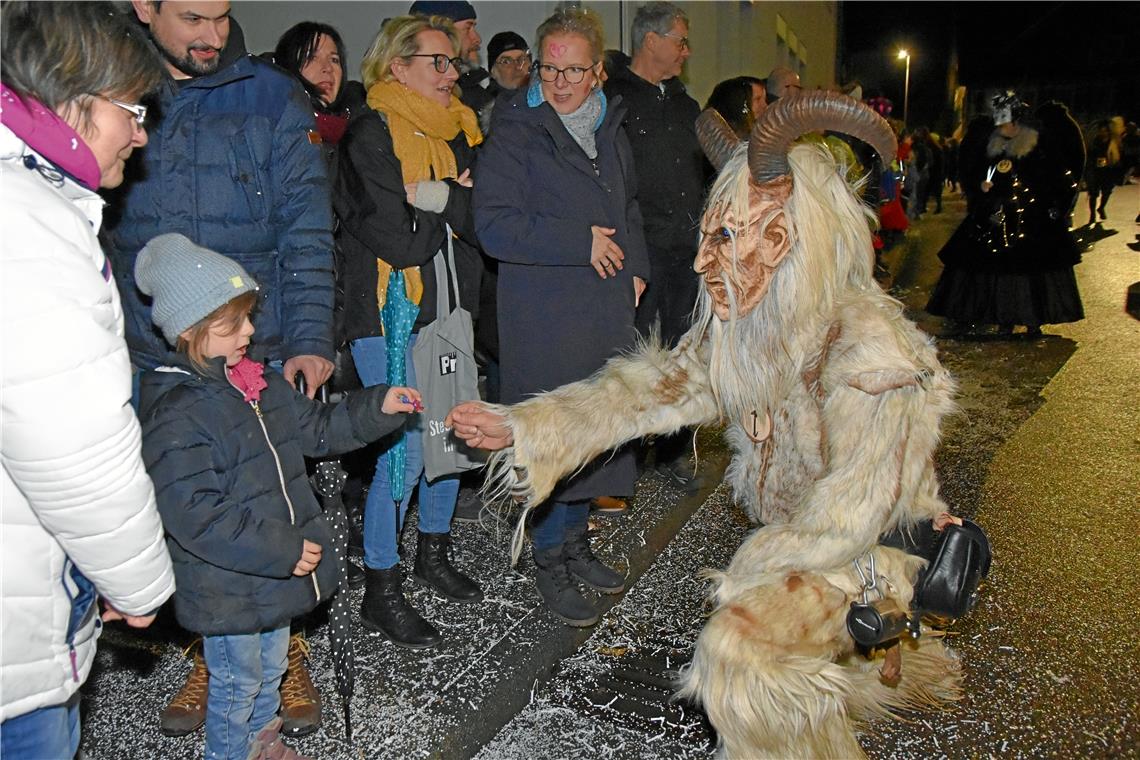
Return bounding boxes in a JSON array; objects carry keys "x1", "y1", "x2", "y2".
[
  {"x1": 384, "y1": 386, "x2": 423, "y2": 414},
  {"x1": 293, "y1": 539, "x2": 322, "y2": 576}
]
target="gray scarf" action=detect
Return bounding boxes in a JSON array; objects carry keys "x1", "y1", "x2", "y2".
[{"x1": 556, "y1": 88, "x2": 603, "y2": 159}]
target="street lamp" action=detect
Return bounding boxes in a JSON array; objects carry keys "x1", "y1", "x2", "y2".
[{"x1": 897, "y1": 49, "x2": 911, "y2": 128}]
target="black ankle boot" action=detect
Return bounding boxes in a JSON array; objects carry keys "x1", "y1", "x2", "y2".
[
  {"x1": 361, "y1": 566, "x2": 441, "y2": 649},
  {"x1": 412, "y1": 532, "x2": 483, "y2": 603},
  {"x1": 347, "y1": 559, "x2": 365, "y2": 590},
  {"x1": 533, "y1": 546, "x2": 598, "y2": 627},
  {"x1": 564, "y1": 525, "x2": 625, "y2": 594}
]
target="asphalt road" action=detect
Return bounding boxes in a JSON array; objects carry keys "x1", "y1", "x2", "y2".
[{"x1": 81, "y1": 184, "x2": 1139, "y2": 759}]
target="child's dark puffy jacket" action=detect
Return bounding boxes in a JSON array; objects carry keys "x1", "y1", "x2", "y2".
[{"x1": 138, "y1": 355, "x2": 404, "y2": 635}]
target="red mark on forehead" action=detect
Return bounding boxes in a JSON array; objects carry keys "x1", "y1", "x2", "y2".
[{"x1": 548, "y1": 42, "x2": 568, "y2": 57}]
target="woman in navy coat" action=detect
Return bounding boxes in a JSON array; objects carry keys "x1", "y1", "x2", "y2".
[{"x1": 474, "y1": 7, "x2": 649, "y2": 627}]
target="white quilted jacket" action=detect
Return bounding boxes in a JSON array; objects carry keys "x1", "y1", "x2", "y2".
[{"x1": 1, "y1": 124, "x2": 175, "y2": 721}]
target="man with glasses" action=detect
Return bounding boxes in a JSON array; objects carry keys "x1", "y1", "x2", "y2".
[
  {"x1": 487, "y1": 32, "x2": 530, "y2": 97},
  {"x1": 604, "y1": 1, "x2": 704, "y2": 495},
  {"x1": 103, "y1": 0, "x2": 334, "y2": 740}
]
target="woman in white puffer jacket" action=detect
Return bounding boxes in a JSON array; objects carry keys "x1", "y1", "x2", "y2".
[{"x1": 0, "y1": 4, "x2": 175, "y2": 756}]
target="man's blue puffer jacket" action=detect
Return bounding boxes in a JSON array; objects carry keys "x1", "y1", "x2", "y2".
[{"x1": 104, "y1": 43, "x2": 335, "y2": 370}]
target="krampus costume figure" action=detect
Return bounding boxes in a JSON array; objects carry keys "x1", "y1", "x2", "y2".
[{"x1": 453, "y1": 92, "x2": 967, "y2": 758}]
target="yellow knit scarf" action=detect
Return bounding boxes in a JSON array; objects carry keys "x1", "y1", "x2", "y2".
[{"x1": 365, "y1": 80, "x2": 483, "y2": 322}]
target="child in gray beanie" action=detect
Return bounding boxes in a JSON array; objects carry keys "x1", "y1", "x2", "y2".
[
  {"x1": 135, "y1": 232, "x2": 260, "y2": 350},
  {"x1": 134, "y1": 233, "x2": 422, "y2": 760}
]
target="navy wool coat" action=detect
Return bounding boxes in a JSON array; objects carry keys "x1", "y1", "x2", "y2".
[
  {"x1": 139, "y1": 356, "x2": 404, "y2": 635},
  {"x1": 474, "y1": 90, "x2": 649, "y2": 501}
]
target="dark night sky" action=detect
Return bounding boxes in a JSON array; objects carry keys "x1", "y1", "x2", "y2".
[{"x1": 840, "y1": 1, "x2": 1140, "y2": 131}]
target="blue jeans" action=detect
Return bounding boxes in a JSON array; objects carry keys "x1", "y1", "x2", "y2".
[
  {"x1": 351, "y1": 335, "x2": 458, "y2": 570},
  {"x1": 202, "y1": 626, "x2": 289, "y2": 760},
  {"x1": 530, "y1": 500, "x2": 590, "y2": 550},
  {"x1": 0, "y1": 694, "x2": 80, "y2": 760}
]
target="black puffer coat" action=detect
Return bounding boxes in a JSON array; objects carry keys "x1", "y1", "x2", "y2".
[
  {"x1": 334, "y1": 109, "x2": 482, "y2": 338},
  {"x1": 139, "y1": 355, "x2": 404, "y2": 635}
]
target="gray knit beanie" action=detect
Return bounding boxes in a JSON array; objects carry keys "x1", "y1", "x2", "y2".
[{"x1": 134, "y1": 233, "x2": 259, "y2": 345}]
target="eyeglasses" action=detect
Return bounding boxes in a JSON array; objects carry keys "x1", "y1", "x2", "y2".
[
  {"x1": 405, "y1": 53, "x2": 463, "y2": 74},
  {"x1": 102, "y1": 96, "x2": 147, "y2": 127},
  {"x1": 535, "y1": 62, "x2": 597, "y2": 85},
  {"x1": 662, "y1": 32, "x2": 690, "y2": 50},
  {"x1": 495, "y1": 53, "x2": 532, "y2": 69}
]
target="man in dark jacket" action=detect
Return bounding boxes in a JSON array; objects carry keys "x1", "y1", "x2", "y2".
[
  {"x1": 604, "y1": 1, "x2": 704, "y2": 489},
  {"x1": 106, "y1": 1, "x2": 335, "y2": 393},
  {"x1": 104, "y1": 0, "x2": 333, "y2": 737}
]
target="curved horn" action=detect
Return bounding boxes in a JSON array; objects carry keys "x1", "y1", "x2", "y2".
[
  {"x1": 696, "y1": 108, "x2": 743, "y2": 172},
  {"x1": 747, "y1": 91, "x2": 898, "y2": 183}
]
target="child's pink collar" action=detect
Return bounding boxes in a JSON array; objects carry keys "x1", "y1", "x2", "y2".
[{"x1": 226, "y1": 357, "x2": 268, "y2": 402}]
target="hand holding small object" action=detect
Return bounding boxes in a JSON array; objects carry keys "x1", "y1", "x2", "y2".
[
  {"x1": 383, "y1": 386, "x2": 423, "y2": 413},
  {"x1": 446, "y1": 401, "x2": 513, "y2": 450}
]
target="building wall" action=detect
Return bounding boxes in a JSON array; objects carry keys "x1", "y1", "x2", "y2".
[{"x1": 235, "y1": 0, "x2": 837, "y2": 107}]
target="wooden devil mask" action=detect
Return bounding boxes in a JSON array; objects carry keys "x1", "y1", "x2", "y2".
[{"x1": 694, "y1": 92, "x2": 897, "y2": 321}]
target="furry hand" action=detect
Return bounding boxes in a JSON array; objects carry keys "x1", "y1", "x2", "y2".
[
  {"x1": 932, "y1": 512, "x2": 963, "y2": 530},
  {"x1": 446, "y1": 402, "x2": 513, "y2": 450}
]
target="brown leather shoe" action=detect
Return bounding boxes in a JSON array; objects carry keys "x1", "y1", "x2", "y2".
[
  {"x1": 590, "y1": 496, "x2": 628, "y2": 515},
  {"x1": 159, "y1": 642, "x2": 208, "y2": 737},
  {"x1": 278, "y1": 634, "x2": 321, "y2": 737}
]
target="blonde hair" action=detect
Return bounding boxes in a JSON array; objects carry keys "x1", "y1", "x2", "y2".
[
  {"x1": 177, "y1": 291, "x2": 258, "y2": 369},
  {"x1": 535, "y1": 6, "x2": 605, "y2": 64},
  {"x1": 360, "y1": 15, "x2": 459, "y2": 90}
]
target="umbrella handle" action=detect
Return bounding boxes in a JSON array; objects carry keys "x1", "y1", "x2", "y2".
[{"x1": 295, "y1": 374, "x2": 330, "y2": 404}]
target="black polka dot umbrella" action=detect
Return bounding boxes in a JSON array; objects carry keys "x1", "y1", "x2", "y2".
[{"x1": 311, "y1": 385, "x2": 357, "y2": 743}]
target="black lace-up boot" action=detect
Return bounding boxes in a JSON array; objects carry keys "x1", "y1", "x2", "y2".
[
  {"x1": 361, "y1": 566, "x2": 441, "y2": 649},
  {"x1": 533, "y1": 545, "x2": 599, "y2": 627},
  {"x1": 412, "y1": 532, "x2": 483, "y2": 602}
]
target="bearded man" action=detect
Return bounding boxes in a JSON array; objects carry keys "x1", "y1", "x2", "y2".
[
  {"x1": 104, "y1": 0, "x2": 334, "y2": 739},
  {"x1": 449, "y1": 91, "x2": 973, "y2": 758}
]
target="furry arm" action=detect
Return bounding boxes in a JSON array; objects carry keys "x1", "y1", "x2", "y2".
[{"x1": 483, "y1": 336, "x2": 720, "y2": 509}]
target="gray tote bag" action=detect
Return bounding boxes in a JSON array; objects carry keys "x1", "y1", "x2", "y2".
[{"x1": 412, "y1": 228, "x2": 485, "y2": 480}]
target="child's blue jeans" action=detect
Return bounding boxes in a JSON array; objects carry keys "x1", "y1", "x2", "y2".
[{"x1": 202, "y1": 626, "x2": 289, "y2": 760}]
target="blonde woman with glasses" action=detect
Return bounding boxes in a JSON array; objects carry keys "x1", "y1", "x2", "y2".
[{"x1": 333, "y1": 14, "x2": 485, "y2": 650}]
